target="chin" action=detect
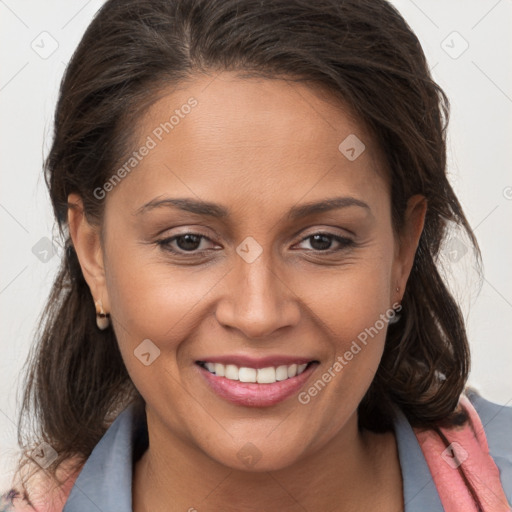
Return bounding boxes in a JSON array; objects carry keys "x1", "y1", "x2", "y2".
[{"x1": 201, "y1": 435, "x2": 308, "y2": 473}]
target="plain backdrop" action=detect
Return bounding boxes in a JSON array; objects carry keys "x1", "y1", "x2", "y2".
[{"x1": 1, "y1": 0, "x2": 511, "y2": 491}]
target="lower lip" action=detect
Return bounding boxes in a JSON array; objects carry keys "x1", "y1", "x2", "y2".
[{"x1": 196, "y1": 362, "x2": 318, "y2": 407}]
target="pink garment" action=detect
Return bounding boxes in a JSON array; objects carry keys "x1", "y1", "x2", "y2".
[
  {"x1": 2, "y1": 394, "x2": 510, "y2": 511},
  {"x1": 1, "y1": 460, "x2": 81, "y2": 512},
  {"x1": 413, "y1": 394, "x2": 511, "y2": 511}
]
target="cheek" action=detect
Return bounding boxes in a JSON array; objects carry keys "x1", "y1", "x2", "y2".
[
  {"x1": 292, "y1": 253, "x2": 394, "y2": 436},
  {"x1": 302, "y1": 243, "x2": 395, "y2": 391},
  {"x1": 105, "y1": 249, "x2": 222, "y2": 346},
  {"x1": 104, "y1": 254, "x2": 216, "y2": 411},
  {"x1": 107, "y1": 266, "x2": 213, "y2": 453},
  {"x1": 304, "y1": 245, "x2": 394, "y2": 343}
]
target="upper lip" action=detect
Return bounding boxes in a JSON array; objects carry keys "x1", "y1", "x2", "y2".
[{"x1": 196, "y1": 355, "x2": 318, "y2": 369}]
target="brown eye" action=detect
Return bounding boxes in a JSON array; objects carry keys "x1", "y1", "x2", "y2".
[
  {"x1": 296, "y1": 233, "x2": 354, "y2": 252},
  {"x1": 157, "y1": 233, "x2": 216, "y2": 254}
]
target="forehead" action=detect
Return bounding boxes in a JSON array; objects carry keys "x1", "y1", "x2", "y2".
[
  {"x1": 109, "y1": 71, "x2": 388, "y2": 220},
  {"x1": 142, "y1": 71, "x2": 373, "y2": 157}
]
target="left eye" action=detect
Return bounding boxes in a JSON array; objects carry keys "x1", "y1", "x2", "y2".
[
  {"x1": 157, "y1": 232, "x2": 353, "y2": 255},
  {"x1": 295, "y1": 233, "x2": 354, "y2": 252}
]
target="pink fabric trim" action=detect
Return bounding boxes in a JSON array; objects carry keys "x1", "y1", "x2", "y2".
[
  {"x1": 414, "y1": 394, "x2": 511, "y2": 512},
  {"x1": 8, "y1": 460, "x2": 81, "y2": 512}
]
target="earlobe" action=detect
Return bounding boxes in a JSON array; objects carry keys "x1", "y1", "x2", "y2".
[{"x1": 67, "y1": 193, "x2": 110, "y2": 313}]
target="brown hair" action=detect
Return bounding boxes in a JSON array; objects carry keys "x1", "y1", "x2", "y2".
[{"x1": 13, "y1": 0, "x2": 481, "y2": 498}]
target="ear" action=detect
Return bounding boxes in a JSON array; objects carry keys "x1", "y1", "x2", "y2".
[
  {"x1": 67, "y1": 193, "x2": 110, "y2": 313},
  {"x1": 392, "y1": 194, "x2": 427, "y2": 302}
]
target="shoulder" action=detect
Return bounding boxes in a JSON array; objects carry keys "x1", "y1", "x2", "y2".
[
  {"x1": 465, "y1": 387, "x2": 512, "y2": 502},
  {"x1": 466, "y1": 386, "x2": 512, "y2": 424},
  {"x1": 466, "y1": 387, "x2": 512, "y2": 455},
  {"x1": 0, "y1": 457, "x2": 83, "y2": 512}
]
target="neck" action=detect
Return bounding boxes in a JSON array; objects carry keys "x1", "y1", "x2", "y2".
[{"x1": 133, "y1": 408, "x2": 403, "y2": 512}]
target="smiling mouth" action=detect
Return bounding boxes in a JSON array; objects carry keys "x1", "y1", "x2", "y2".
[{"x1": 196, "y1": 360, "x2": 318, "y2": 384}]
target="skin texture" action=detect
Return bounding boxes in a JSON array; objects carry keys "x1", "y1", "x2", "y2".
[{"x1": 68, "y1": 71, "x2": 427, "y2": 511}]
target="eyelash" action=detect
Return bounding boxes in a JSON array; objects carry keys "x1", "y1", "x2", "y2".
[{"x1": 155, "y1": 231, "x2": 355, "y2": 256}]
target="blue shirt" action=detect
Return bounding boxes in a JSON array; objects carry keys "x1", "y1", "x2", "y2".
[{"x1": 63, "y1": 390, "x2": 512, "y2": 511}]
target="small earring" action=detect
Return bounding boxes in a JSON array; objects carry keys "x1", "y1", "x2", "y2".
[
  {"x1": 389, "y1": 308, "x2": 401, "y2": 324},
  {"x1": 389, "y1": 286, "x2": 402, "y2": 324},
  {"x1": 95, "y1": 299, "x2": 110, "y2": 330}
]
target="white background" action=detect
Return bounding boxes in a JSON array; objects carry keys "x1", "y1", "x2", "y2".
[{"x1": 1, "y1": 0, "x2": 511, "y2": 491}]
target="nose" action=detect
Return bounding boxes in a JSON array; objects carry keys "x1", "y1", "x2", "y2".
[{"x1": 215, "y1": 249, "x2": 301, "y2": 339}]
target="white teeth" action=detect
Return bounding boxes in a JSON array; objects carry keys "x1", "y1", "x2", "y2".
[
  {"x1": 287, "y1": 364, "x2": 298, "y2": 378},
  {"x1": 202, "y1": 361, "x2": 311, "y2": 383},
  {"x1": 257, "y1": 367, "x2": 276, "y2": 384},
  {"x1": 214, "y1": 362, "x2": 225, "y2": 377},
  {"x1": 225, "y1": 364, "x2": 239, "y2": 380},
  {"x1": 275, "y1": 365, "x2": 289, "y2": 381},
  {"x1": 239, "y1": 367, "x2": 257, "y2": 383}
]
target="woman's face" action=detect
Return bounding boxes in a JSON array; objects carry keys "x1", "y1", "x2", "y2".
[{"x1": 70, "y1": 71, "x2": 426, "y2": 471}]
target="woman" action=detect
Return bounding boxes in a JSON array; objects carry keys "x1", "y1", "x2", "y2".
[{"x1": 2, "y1": 0, "x2": 511, "y2": 510}]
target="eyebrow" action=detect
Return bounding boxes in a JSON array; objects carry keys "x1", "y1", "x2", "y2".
[{"x1": 135, "y1": 195, "x2": 371, "y2": 220}]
